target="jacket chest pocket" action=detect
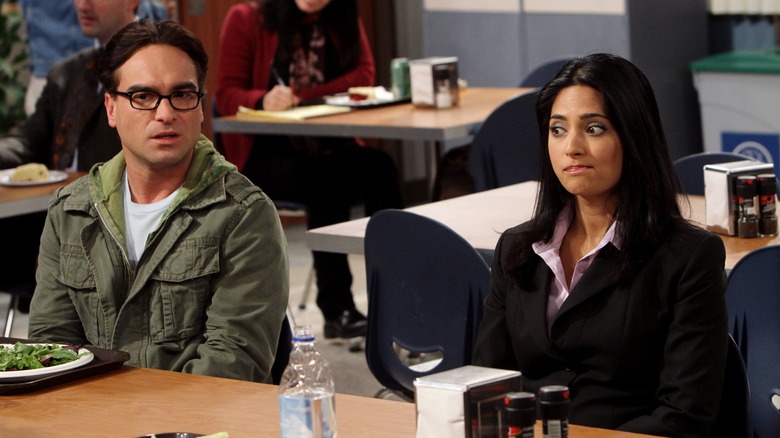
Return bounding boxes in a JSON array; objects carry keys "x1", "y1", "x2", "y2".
[
  {"x1": 58, "y1": 243, "x2": 101, "y2": 344},
  {"x1": 149, "y1": 237, "x2": 220, "y2": 343}
]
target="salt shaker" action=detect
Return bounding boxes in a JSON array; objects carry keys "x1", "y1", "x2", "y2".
[{"x1": 539, "y1": 385, "x2": 570, "y2": 438}]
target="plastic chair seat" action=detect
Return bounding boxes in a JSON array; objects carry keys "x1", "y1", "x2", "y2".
[
  {"x1": 469, "y1": 91, "x2": 540, "y2": 192},
  {"x1": 673, "y1": 151, "x2": 755, "y2": 195},
  {"x1": 364, "y1": 210, "x2": 491, "y2": 399},
  {"x1": 725, "y1": 244, "x2": 780, "y2": 437}
]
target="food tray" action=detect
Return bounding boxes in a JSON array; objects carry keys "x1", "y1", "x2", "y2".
[{"x1": 0, "y1": 337, "x2": 130, "y2": 395}]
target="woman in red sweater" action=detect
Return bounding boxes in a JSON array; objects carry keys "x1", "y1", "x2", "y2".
[{"x1": 216, "y1": 0, "x2": 403, "y2": 340}]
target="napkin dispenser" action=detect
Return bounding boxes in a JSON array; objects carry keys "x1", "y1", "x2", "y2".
[
  {"x1": 703, "y1": 160, "x2": 774, "y2": 235},
  {"x1": 414, "y1": 365, "x2": 522, "y2": 438},
  {"x1": 410, "y1": 56, "x2": 460, "y2": 109}
]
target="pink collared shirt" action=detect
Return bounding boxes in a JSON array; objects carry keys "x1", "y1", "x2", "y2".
[{"x1": 532, "y1": 204, "x2": 621, "y2": 332}]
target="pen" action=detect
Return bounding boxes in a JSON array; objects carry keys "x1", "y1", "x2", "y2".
[
  {"x1": 271, "y1": 65, "x2": 296, "y2": 107},
  {"x1": 271, "y1": 65, "x2": 285, "y2": 87}
]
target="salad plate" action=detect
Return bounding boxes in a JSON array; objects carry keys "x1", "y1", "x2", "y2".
[
  {"x1": 0, "y1": 169, "x2": 68, "y2": 187},
  {"x1": 0, "y1": 343, "x2": 94, "y2": 383}
]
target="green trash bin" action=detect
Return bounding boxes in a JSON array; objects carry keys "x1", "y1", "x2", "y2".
[{"x1": 691, "y1": 48, "x2": 780, "y2": 170}]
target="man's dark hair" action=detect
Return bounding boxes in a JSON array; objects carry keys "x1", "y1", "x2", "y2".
[{"x1": 98, "y1": 19, "x2": 208, "y2": 92}]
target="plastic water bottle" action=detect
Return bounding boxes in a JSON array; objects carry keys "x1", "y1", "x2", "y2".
[{"x1": 278, "y1": 325, "x2": 337, "y2": 437}]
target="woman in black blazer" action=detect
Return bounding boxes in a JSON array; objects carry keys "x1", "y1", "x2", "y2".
[{"x1": 473, "y1": 53, "x2": 728, "y2": 438}]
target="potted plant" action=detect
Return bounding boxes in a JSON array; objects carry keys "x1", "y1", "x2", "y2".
[{"x1": 0, "y1": 0, "x2": 28, "y2": 135}]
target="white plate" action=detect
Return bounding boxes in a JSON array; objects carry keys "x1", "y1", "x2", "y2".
[
  {"x1": 0, "y1": 169, "x2": 68, "y2": 187},
  {"x1": 0, "y1": 344, "x2": 94, "y2": 382},
  {"x1": 324, "y1": 93, "x2": 409, "y2": 108}
]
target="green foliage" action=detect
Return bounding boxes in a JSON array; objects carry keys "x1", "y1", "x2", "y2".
[{"x1": 0, "y1": 0, "x2": 28, "y2": 135}]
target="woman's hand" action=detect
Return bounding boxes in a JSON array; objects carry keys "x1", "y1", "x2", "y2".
[{"x1": 262, "y1": 85, "x2": 299, "y2": 111}]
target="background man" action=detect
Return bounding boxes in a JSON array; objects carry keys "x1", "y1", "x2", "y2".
[
  {"x1": 0, "y1": 0, "x2": 140, "y2": 315},
  {"x1": 28, "y1": 20, "x2": 289, "y2": 383}
]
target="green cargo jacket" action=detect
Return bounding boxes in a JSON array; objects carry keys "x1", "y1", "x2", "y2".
[{"x1": 28, "y1": 135, "x2": 289, "y2": 383}]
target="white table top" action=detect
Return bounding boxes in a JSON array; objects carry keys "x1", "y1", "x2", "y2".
[
  {"x1": 305, "y1": 181, "x2": 539, "y2": 255},
  {"x1": 306, "y1": 181, "x2": 780, "y2": 270},
  {"x1": 0, "y1": 172, "x2": 84, "y2": 219}
]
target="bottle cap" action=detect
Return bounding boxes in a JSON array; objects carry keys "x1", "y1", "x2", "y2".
[
  {"x1": 736, "y1": 176, "x2": 757, "y2": 198},
  {"x1": 538, "y1": 385, "x2": 570, "y2": 403},
  {"x1": 505, "y1": 391, "x2": 536, "y2": 409},
  {"x1": 757, "y1": 174, "x2": 777, "y2": 196},
  {"x1": 505, "y1": 392, "x2": 536, "y2": 427},
  {"x1": 292, "y1": 325, "x2": 315, "y2": 342}
]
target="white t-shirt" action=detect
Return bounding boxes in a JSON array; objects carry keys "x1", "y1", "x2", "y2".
[{"x1": 123, "y1": 170, "x2": 180, "y2": 274}]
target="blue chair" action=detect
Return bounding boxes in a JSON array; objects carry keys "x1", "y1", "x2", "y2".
[
  {"x1": 711, "y1": 334, "x2": 752, "y2": 438},
  {"x1": 519, "y1": 56, "x2": 574, "y2": 88},
  {"x1": 363, "y1": 210, "x2": 491, "y2": 399},
  {"x1": 469, "y1": 91, "x2": 540, "y2": 192},
  {"x1": 725, "y1": 245, "x2": 780, "y2": 437},
  {"x1": 673, "y1": 151, "x2": 754, "y2": 195}
]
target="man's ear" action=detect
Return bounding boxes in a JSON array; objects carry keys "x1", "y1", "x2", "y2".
[{"x1": 105, "y1": 92, "x2": 117, "y2": 128}]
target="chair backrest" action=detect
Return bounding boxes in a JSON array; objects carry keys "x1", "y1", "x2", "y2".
[
  {"x1": 725, "y1": 245, "x2": 780, "y2": 438},
  {"x1": 363, "y1": 209, "x2": 492, "y2": 396},
  {"x1": 519, "y1": 56, "x2": 574, "y2": 88},
  {"x1": 711, "y1": 334, "x2": 752, "y2": 438},
  {"x1": 271, "y1": 313, "x2": 293, "y2": 385},
  {"x1": 673, "y1": 151, "x2": 754, "y2": 195},
  {"x1": 469, "y1": 91, "x2": 540, "y2": 192}
]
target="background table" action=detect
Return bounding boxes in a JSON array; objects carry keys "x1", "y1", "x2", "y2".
[
  {"x1": 306, "y1": 181, "x2": 780, "y2": 270},
  {"x1": 0, "y1": 172, "x2": 84, "y2": 219},
  {"x1": 212, "y1": 87, "x2": 531, "y2": 142},
  {"x1": 0, "y1": 366, "x2": 658, "y2": 437},
  {"x1": 213, "y1": 87, "x2": 531, "y2": 195}
]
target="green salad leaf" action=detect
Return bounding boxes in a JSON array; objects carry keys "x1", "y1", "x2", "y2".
[{"x1": 0, "y1": 342, "x2": 87, "y2": 371}]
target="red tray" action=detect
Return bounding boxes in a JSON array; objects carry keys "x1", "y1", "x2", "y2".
[{"x1": 0, "y1": 337, "x2": 130, "y2": 395}]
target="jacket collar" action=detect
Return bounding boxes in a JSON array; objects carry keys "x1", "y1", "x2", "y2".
[
  {"x1": 61, "y1": 135, "x2": 234, "y2": 240},
  {"x1": 525, "y1": 244, "x2": 621, "y2": 358}
]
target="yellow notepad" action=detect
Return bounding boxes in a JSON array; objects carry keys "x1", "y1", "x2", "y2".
[{"x1": 236, "y1": 104, "x2": 351, "y2": 120}]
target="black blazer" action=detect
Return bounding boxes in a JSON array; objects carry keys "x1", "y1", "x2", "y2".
[{"x1": 474, "y1": 220, "x2": 728, "y2": 438}]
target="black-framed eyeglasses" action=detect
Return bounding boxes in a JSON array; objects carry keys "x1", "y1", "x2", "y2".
[{"x1": 111, "y1": 90, "x2": 205, "y2": 111}]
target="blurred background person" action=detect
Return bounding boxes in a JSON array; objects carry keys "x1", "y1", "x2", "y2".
[
  {"x1": 0, "y1": 0, "x2": 140, "y2": 315},
  {"x1": 215, "y1": 0, "x2": 403, "y2": 341},
  {"x1": 19, "y1": 0, "x2": 92, "y2": 116},
  {"x1": 18, "y1": 0, "x2": 167, "y2": 115},
  {"x1": 474, "y1": 53, "x2": 728, "y2": 437}
]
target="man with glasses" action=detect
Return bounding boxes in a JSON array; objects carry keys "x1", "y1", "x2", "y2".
[{"x1": 28, "y1": 20, "x2": 290, "y2": 384}]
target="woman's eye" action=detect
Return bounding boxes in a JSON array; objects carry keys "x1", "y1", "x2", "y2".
[
  {"x1": 550, "y1": 125, "x2": 565, "y2": 136},
  {"x1": 586, "y1": 123, "x2": 606, "y2": 135}
]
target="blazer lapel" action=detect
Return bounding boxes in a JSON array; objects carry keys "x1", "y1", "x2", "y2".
[
  {"x1": 523, "y1": 260, "x2": 570, "y2": 361},
  {"x1": 552, "y1": 244, "x2": 621, "y2": 325}
]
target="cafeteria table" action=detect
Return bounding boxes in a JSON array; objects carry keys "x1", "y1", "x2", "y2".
[
  {"x1": 0, "y1": 171, "x2": 84, "y2": 219},
  {"x1": 211, "y1": 87, "x2": 532, "y2": 193},
  {"x1": 211, "y1": 87, "x2": 531, "y2": 143},
  {"x1": 0, "y1": 365, "x2": 658, "y2": 437},
  {"x1": 305, "y1": 181, "x2": 780, "y2": 270}
]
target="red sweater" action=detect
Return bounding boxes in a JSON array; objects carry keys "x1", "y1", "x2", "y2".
[{"x1": 215, "y1": 2, "x2": 376, "y2": 170}]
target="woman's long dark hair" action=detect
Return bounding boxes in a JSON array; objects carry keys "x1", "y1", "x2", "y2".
[
  {"x1": 260, "y1": 0, "x2": 361, "y2": 76},
  {"x1": 506, "y1": 53, "x2": 685, "y2": 287}
]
